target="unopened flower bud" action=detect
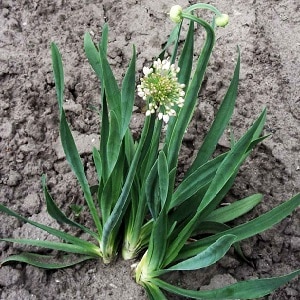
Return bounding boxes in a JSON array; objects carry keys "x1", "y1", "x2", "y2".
[
  {"x1": 215, "y1": 14, "x2": 229, "y2": 27},
  {"x1": 169, "y1": 5, "x2": 183, "y2": 23}
]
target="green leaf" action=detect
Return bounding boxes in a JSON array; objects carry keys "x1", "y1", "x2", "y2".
[
  {"x1": 84, "y1": 32, "x2": 102, "y2": 80},
  {"x1": 146, "y1": 160, "x2": 159, "y2": 219},
  {"x1": 159, "y1": 234, "x2": 236, "y2": 274},
  {"x1": 51, "y1": 43, "x2": 64, "y2": 115},
  {"x1": 98, "y1": 46, "x2": 121, "y2": 117},
  {"x1": 164, "y1": 212, "x2": 199, "y2": 267},
  {"x1": 171, "y1": 153, "x2": 226, "y2": 208},
  {"x1": 165, "y1": 110, "x2": 266, "y2": 265},
  {"x1": 1, "y1": 238, "x2": 99, "y2": 257},
  {"x1": 140, "y1": 118, "x2": 163, "y2": 182},
  {"x1": 145, "y1": 207, "x2": 168, "y2": 272},
  {"x1": 92, "y1": 147, "x2": 102, "y2": 183},
  {"x1": 179, "y1": 193, "x2": 300, "y2": 260},
  {"x1": 100, "y1": 93, "x2": 110, "y2": 181},
  {"x1": 202, "y1": 194, "x2": 262, "y2": 223},
  {"x1": 106, "y1": 110, "x2": 121, "y2": 176},
  {"x1": 121, "y1": 46, "x2": 136, "y2": 138},
  {"x1": 99, "y1": 23, "x2": 109, "y2": 55},
  {"x1": 178, "y1": 20, "x2": 194, "y2": 89},
  {"x1": 153, "y1": 269, "x2": 300, "y2": 299},
  {"x1": 139, "y1": 114, "x2": 157, "y2": 176},
  {"x1": 59, "y1": 110, "x2": 103, "y2": 236},
  {"x1": 159, "y1": 23, "x2": 181, "y2": 64},
  {"x1": 51, "y1": 43, "x2": 103, "y2": 237},
  {"x1": 197, "y1": 109, "x2": 266, "y2": 214},
  {"x1": 144, "y1": 282, "x2": 167, "y2": 300},
  {"x1": 42, "y1": 175, "x2": 99, "y2": 241},
  {"x1": 187, "y1": 50, "x2": 240, "y2": 175},
  {"x1": 158, "y1": 152, "x2": 169, "y2": 209},
  {"x1": 1, "y1": 252, "x2": 93, "y2": 269},
  {"x1": 100, "y1": 151, "x2": 124, "y2": 224},
  {"x1": 0, "y1": 204, "x2": 99, "y2": 254},
  {"x1": 101, "y1": 117, "x2": 151, "y2": 254},
  {"x1": 124, "y1": 129, "x2": 135, "y2": 164}
]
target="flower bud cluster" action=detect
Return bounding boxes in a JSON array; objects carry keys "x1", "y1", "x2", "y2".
[
  {"x1": 169, "y1": 5, "x2": 183, "y2": 23},
  {"x1": 137, "y1": 58, "x2": 185, "y2": 123}
]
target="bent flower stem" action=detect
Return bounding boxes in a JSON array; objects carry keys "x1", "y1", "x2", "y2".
[{"x1": 137, "y1": 58, "x2": 185, "y2": 123}]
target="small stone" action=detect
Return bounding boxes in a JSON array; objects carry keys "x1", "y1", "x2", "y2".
[
  {"x1": 3, "y1": 289, "x2": 38, "y2": 300},
  {"x1": 6, "y1": 170, "x2": 22, "y2": 186},
  {"x1": 219, "y1": 255, "x2": 240, "y2": 269},
  {"x1": 63, "y1": 99, "x2": 83, "y2": 113},
  {"x1": 21, "y1": 193, "x2": 41, "y2": 214},
  {"x1": 290, "y1": 236, "x2": 300, "y2": 251},
  {"x1": 53, "y1": 131, "x2": 99, "y2": 159},
  {"x1": 0, "y1": 121, "x2": 14, "y2": 139},
  {"x1": 285, "y1": 287, "x2": 298, "y2": 296},
  {"x1": 201, "y1": 274, "x2": 237, "y2": 290},
  {"x1": 0, "y1": 266, "x2": 22, "y2": 287}
]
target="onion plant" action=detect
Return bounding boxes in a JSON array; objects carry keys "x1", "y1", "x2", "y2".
[{"x1": 1, "y1": 3, "x2": 299, "y2": 299}]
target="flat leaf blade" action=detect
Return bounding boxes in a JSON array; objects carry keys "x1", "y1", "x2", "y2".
[
  {"x1": 106, "y1": 110, "x2": 121, "y2": 176},
  {"x1": 153, "y1": 269, "x2": 300, "y2": 299},
  {"x1": 197, "y1": 109, "x2": 266, "y2": 214},
  {"x1": 59, "y1": 111, "x2": 103, "y2": 236},
  {"x1": 1, "y1": 252, "x2": 93, "y2": 269},
  {"x1": 84, "y1": 32, "x2": 102, "y2": 80},
  {"x1": 187, "y1": 51, "x2": 240, "y2": 175},
  {"x1": 179, "y1": 193, "x2": 300, "y2": 260},
  {"x1": 158, "y1": 151, "x2": 169, "y2": 209},
  {"x1": 1, "y1": 238, "x2": 99, "y2": 256},
  {"x1": 121, "y1": 46, "x2": 136, "y2": 137},
  {"x1": 42, "y1": 175, "x2": 99, "y2": 241},
  {"x1": 0, "y1": 204, "x2": 99, "y2": 252},
  {"x1": 164, "y1": 234, "x2": 236, "y2": 272},
  {"x1": 202, "y1": 194, "x2": 262, "y2": 223},
  {"x1": 51, "y1": 43, "x2": 64, "y2": 114}
]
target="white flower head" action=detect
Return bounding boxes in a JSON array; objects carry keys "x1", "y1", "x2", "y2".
[
  {"x1": 138, "y1": 57, "x2": 185, "y2": 123},
  {"x1": 162, "y1": 114, "x2": 170, "y2": 123},
  {"x1": 215, "y1": 14, "x2": 229, "y2": 27},
  {"x1": 169, "y1": 5, "x2": 183, "y2": 23},
  {"x1": 143, "y1": 66, "x2": 153, "y2": 76}
]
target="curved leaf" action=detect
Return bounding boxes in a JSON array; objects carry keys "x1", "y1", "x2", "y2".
[
  {"x1": 159, "y1": 234, "x2": 236, "y2": 273},
  {"x1": 158, "y1": 152, "x2": 169, "y2": 209},
  {"x1": 1, "y1": 252, "x2": 93, "y2": 269},
  {"x1": 42, "y1": 175, "x2": 99, "y2": 241},
  {"x1": 84, "y1": 32, "x2": 102, "y2": 80},
  {"x1": 179, "y1": 193, "x2": 300, "y2": 260},
  {"x1": 51, "y1": 43, "x2": 64, "y2": 114},
  {"x1": 196, "y1": 109, "x2": 266, "y2": 214},
  {"x1": 51, "y1": 44, "x2": 102, "y2": 237},
  {"x1": 1, "y1": 238, "x2": 100, "y2": 256},
  {"x1": 187, "y1": 50, "x2": 240, "y2": 175},
  {"x1": 121, "y1": 46, "x2": 136, "y2": 137},
  {"x1": 171, "y1": 153, "x2": 226, "y2": 209},
  {"x1": 153, "y1": 269, "x2": 300, "y2": 299},
  {"x1": 0, "y1": 204, "x2": 98, "y2": 251},
  {"x1": 202, "y1": 194, "x2": 263, "y2": 223}
]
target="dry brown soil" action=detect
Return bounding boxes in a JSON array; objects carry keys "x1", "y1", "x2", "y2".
[{"x1": 0, "y1": 0, "x2": 299, "y2": 299}]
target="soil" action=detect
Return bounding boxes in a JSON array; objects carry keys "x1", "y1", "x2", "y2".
[{"x1": 0, "y1": 0, "x2": 299, "y2": 299}]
